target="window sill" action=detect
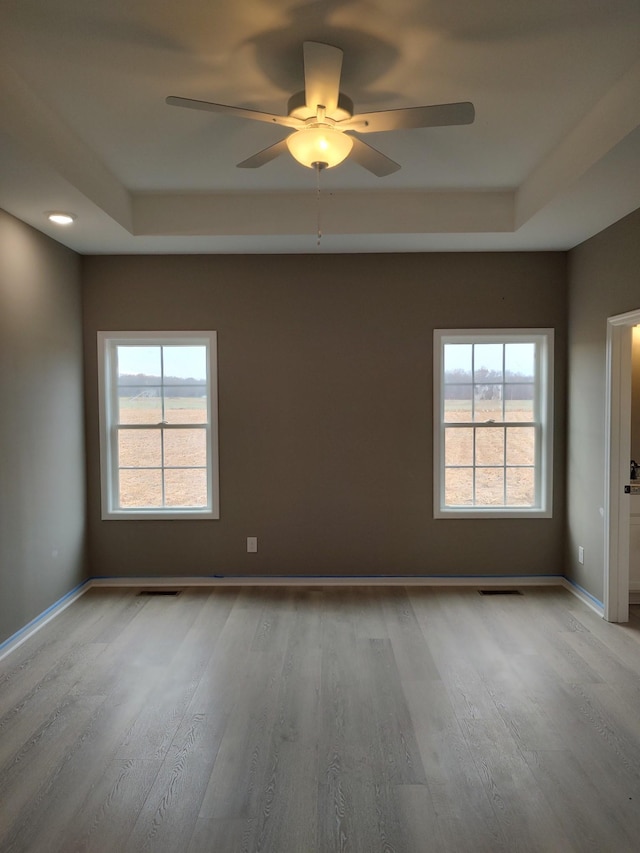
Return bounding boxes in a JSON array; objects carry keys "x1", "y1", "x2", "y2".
[
  {"x1": 435, "y1": 507, "x2": 552, "y2": 519},
  {"x1": 102, "y1": 509, "x2": 218, "y2": 521}
]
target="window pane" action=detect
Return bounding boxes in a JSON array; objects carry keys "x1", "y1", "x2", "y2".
[
  {"x1": 164, "y1": 469, "x2": 208, "y2": 507},
  {"x1": 505, "y1": 385, "x2": 534, "y2": 421},
  {"x1": 444, "y1": 387, "x2": 472, "y2": 423},
  {"x1": 164, "y1": 396, "x2": 208, "y2": 424},
  {"x1": 164, "y1": 429, "x2": 207, "y2": 468},
  {"x1": 162, "y1": 346, "x2": 207, "y2": 381},
  {"x1": 119, "y1": 469, "x2": 162, "y2": 508},
  {"x1": 118, "y1": 429, "x2": 161, "y2": 468},
  {"x1": 475, "y1": 428, "x2": 504, "y2": 466},
  {"x1": 445, "y1": 468, "x2": 473, "y2": 505},
  {"x1": 117, "y1": 346, "x2": 161, "y2": 379},
  {"x1": 118, "y1": 390, "x2": 162, "y2": 425},
  {"x1": 445, "y1": 428, "x2": 473, "y2": 466},
  {"x1": 474, "y1": 344, "x2": 503, "y2": 382},
  {"x1": 506, "y1": 427, "x2": 535, "y2": 465},
  {"x1": 475, "y1": 468, "x2": 505, "y2": 505},
  {"x1": 505, "y1": 343, "x2": 535, "y2": 382},
  {"x1": 506, "y1": 468, "x2": 535, "y2": 506},
  {"x1": 444, "y1": 344, "x2": 472, "y2": 382},
  {"x1": 474, "y1": 383, "x2": 503, "y2": 422}
]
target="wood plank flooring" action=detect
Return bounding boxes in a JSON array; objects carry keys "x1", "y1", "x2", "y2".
[{"x1": 2, "y1": 586, "x2": 640, "y2": 852}]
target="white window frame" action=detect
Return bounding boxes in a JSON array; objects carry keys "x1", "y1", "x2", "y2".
[
  {"x1": 97, "y1": 331, "x2": 219, "y2": 520},
  {"x1": 434, "y1": 328, "x2": 553, "y2": 519}
]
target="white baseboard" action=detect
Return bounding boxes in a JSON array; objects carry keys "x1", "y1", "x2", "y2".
[
  {"x1": 0, "y1": 580, "x2": 91, "y2": 662},
  {"x1": 561, "y1": 578, "x2": 605, "y2": 617},
  {"x1": 88, "y1": 574, "x2": 565, "y2": 589},
  {"x1": 1, "y1": 573, "x2": 600, "y2": 663}
]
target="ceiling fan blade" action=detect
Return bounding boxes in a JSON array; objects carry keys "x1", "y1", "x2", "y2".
[
  {"x1": 303, "y1": 42, "x2": 343, "y2": 115},
  {"x1": 166, "y1": 96, "x2": 302, "y2": 129},
  {"x1": 341, "y1": 101, "x2": 475, "y2": 134},
  {"x1": 237, "y1": 138, "x2": 290, "y2": 169},
  {"x1": 348, "y1": 137, "x2": 400, "y2": 177}
]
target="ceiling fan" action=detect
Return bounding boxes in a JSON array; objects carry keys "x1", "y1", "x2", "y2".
[{"x1": 166, "y1": 41, "x2": 475, "y2": 177}]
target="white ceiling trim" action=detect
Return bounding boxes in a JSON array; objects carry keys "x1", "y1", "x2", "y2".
[
  {"x1": 133, "y1": 190, "x2": 514, "y2": 237},
  {"x1": 515, "y1": 58, "x2": 640, "y2": 229},
  {"x1": 0, "y1": 61, "x2": 132, "y2": 232}
]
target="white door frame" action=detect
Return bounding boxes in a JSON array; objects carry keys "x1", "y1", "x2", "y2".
[{"x1": 604, "y1": 308, "x2": 640, "y2": 622}]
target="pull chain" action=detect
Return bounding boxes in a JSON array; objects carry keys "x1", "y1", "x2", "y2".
[{"x1": 315, "y1": 162, "x2": 322, "y2": 248}]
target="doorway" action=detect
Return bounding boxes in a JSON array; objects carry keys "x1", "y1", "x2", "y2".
[{"x1": 604, "y1": 308, "x2": 640, "y2": 622}]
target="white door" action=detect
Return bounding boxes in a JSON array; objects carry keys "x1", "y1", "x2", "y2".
[{"x1": 604, "y1": 309, "x2": 640, "y2": 622}]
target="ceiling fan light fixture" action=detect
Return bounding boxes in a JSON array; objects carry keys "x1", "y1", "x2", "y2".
[
  {"x1": 167, "y1": 42, "x2": 474, "y2": 176},
  {"x1": 286, "y1": 126, "x2": 353, "y2": 170}
]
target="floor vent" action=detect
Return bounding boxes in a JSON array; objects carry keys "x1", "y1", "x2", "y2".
[
  {"x1": 137, "y1": 589, "x2": 183, "y2": 596},
  {"x1": 479, "y1": 589, "x2": 523, "y2": 596}
]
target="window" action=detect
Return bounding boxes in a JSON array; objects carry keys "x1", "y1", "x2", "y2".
[
  {"x1": 434, "y1": 329, "x2": 553, "y2": 518},
  {"x1": 97, "y1": 331, "x2": 219, "y2": 519}
]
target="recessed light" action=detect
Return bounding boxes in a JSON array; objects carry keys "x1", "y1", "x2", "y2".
[{"x1": 46, "y1": 212, "x2": 77, "y2": 225}]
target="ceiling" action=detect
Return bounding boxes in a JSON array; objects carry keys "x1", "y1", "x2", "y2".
[{"x1": 1, "y1": 0, "x2": 639, "y2": 255}]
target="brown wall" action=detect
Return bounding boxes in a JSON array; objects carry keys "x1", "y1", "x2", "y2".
[
  {"x1": 566, "y1": 207, "x2": 640, "y2": 601},
  {"x1": 0, "y1": 210, "x2": 86, "y2": 644},
  {"x1": 82, "y1": 252, "x2": 567, "y2": 579}
]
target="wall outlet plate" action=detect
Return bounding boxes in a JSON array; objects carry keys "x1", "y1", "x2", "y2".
[{"x1": 247, "y1": 536, "x2": 258, "y2": 553}]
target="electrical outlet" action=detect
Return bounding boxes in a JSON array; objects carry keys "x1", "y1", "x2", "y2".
[
  {"x1": 247, "y1": 536, "x2": 258, "y2": 553},
  {"x1": 578, "y1": 546, "x2": 584, "y2": 565}
]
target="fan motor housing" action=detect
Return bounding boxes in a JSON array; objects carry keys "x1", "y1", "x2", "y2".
[{"x1": 287, "y1": 90, "x2": 354, "y2": 122}]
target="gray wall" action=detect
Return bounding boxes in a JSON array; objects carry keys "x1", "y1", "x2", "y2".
[
  {"x1": 566, "y1": 207, "x2": 640, "y2": 601},
  {"x1": 82, "y1": 252, "x2": 567, "y2": 580},
  {"x1": 0, "y1": 210, "x2": 86, "y2": 644}
]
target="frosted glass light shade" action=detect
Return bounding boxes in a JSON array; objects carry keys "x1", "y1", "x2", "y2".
[{"x1": 286, "y1": 126, "x2": 353, "y2": 169}]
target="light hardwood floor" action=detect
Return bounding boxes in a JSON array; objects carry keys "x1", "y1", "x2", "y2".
[{"x1": 2, "y1": 586, "x2": 640, "y2": 852}]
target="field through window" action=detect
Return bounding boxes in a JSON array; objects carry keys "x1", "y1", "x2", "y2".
[
  {"x1": 118, "y1": 396, "x2": 208, "y2": 508},
  {"x1": 444, "y1": 399, "x2": 536, "y2": 506}
]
